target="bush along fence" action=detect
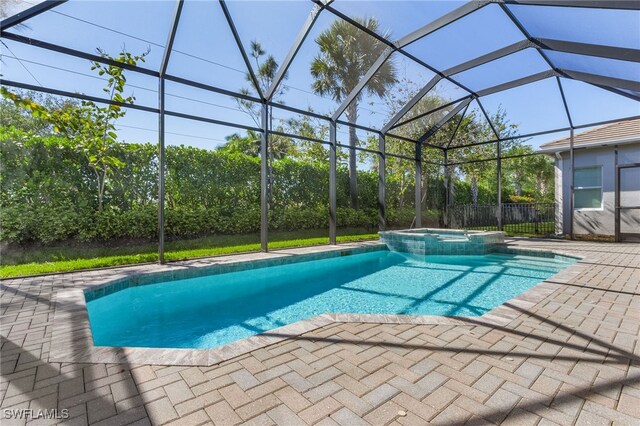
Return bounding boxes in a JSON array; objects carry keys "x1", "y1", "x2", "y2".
[
  {"x1": 0, "y1": 128, "x2": 447, "y2": 246},
  {"x1": 447, "y1": 203, "x2": 555, "y2": 235},
  {"x1": 1, "y1": 127, "x2": 553, "y2": 248}
]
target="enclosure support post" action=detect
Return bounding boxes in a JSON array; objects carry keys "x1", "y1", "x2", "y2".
[
  {"x1": 261, "y1": 104, "x2": 269, "y2": 251},
  {"x1": 569, "y1": 128, "x2": 575, "y2": 239},
  {"x1": 614, "y1": 145, "x2": 619, "y2": 242},
  {"x1": 329, "y1": 121, "x2": 337, "y2": 244},
  {"x1": 415, "y1": 142, "x2": 422, "y2": 228},
  {"x1": 378, "y1": 134, "x2": 386, "y2": 232},
  {"x1": 157, "y1": 0, "x2": 183, "y2": 264},
  {"x1": 497, "y1": 140, "x2": 503, "y2": 231},
  {"x1": 556, "y1": 77, "x2": 575, "y2": 240},
  {"x1": 158, "y1": 77, "x2": 166, "y2": 264},
  {"x1": 443, "y1": 149, "x2": 449, "y2": 228}
]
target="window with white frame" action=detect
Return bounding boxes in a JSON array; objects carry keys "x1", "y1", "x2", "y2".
[{"x1": 574, "y1": 166, "x2": 602, "y2": 210}]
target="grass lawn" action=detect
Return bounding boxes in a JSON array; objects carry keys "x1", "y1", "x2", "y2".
[
  {"x1": 0, "y1": 228, "x2": 378, "y2": 278},
  {"x1": 0, "y1": 223, "x2": 556, "y2": 279}
]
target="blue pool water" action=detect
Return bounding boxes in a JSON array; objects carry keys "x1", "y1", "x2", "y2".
[{"x1": 86, "y1": 251, "x2": 574, "y2": 349}]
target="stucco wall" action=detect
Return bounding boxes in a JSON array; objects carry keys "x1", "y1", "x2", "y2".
[{"x1": 555, "y1": 143, "x2": 640, "y2": 236}]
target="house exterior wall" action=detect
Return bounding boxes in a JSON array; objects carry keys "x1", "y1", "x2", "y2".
[{"x1": 555, "y1": 143, "x2": 640, "y2": 236}]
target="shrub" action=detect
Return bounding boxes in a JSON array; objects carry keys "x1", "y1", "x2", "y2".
[
  {"x1": 0, "y1": 130, "x2": 442, "y2": 246},
  {"x1": 386, "y1": 208, "x2": 415, "y2": 228},
  {"x1": 269, "y1": 207, "x2": 328, "y2": 231},
  {"x1": 508, "y1": 195, "x2": 534, "y2": 203}
]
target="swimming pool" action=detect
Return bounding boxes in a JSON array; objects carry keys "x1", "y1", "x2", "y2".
[{"x1": 86, "y1": 250, "x2": 575, "y2": 349}]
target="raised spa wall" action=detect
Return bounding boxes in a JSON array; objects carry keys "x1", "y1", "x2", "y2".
[{"x1": 379, "y1": 228, "x2": 505, "y2": 255}]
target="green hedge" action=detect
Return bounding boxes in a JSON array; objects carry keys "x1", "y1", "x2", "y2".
[
  {"x1": 0, "y1": 127, "x2": 445, "y2": 245},
  {"x1": 0, "y1": 203, "x2": 428, "y2": 244}
]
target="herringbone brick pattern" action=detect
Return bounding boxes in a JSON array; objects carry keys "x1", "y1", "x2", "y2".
[{"x1": 1, "y1": 239, "x2": 639, "y2": 425}]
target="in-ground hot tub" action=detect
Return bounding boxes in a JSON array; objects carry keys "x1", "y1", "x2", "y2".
[{"x1": 379, "y1": 228, "x2": 505, "y2": 255}]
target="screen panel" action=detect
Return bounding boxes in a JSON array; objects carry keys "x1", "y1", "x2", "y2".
[
  {"x1": 403, "y1": 3, "x2": 525, "y2": 72},
  {"x1": 560, "y1": 78, "x2": 640, "y2": 126},
  {"x1": 0, "y1": 97, "x2": 160, "y2": 269},
  {"x1": 223, "y1": 0, "x2": 315, "y2": 91},
  {"x1": 508, "y1": 4, "x2": 640, "y2": 50},
  {"x1": 1, "y1": 37, "x2": 159, "y2": 109},
  {"x1": 268, "y1": 135, "x2": 330, "y2": 250},
  {"x1": 4, "y1": 0, "x2": 174, "y2": 71},
  {"x1": 336, "y1": 140, "x2": 379, "y2": 240},
  {"x1": 337, "y1": 52, "x2": 438, "y2": 131},
  {"x1": 277, "y1": 9, "x2": 404, "y2": 121},
  {"x1": 168, "y1": 0, "x2": 259, "y2": 96},
  {"x1": 452, "y1": 48, "x2": 550, "y2": 93},
  {"x1": 546, "y1": 51, "x2": 640, "y2": 83},
  {"x1": 164, "y1": 117, "x2": 261, "y2": 260},
  {"x1": 332, "y1": 0, "x2": 466, "y2": 42},
  {"x1": 385, "y1": 155, "x2": 416, "y2": 230},
  {"x1": 480, "y1": 77, "x2": 570, "y2": 138}
]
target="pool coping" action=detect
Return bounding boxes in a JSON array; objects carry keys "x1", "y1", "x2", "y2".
[{"x1": 49, "y1": 241, "x2": 594, "y2": 367}]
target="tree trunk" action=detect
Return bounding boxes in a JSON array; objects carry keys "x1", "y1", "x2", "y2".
[
  {"x1": 448, "y1": 167, "x2": 455, "y2": 206},
  {"x1": 537, "y1": 173, "x2": 546, "y2": 198},
  {"x1": 398, "y1": 172, "x2": 405, "y2": 208},
  {"x1": 94, "y1": 168, "x2": 104, "y2": 212},
  {"x1": 471, "y1": 175, "x2": 478, "y2": 206},
  {"x1": 345, "y1": 103, "x2": 359, "y2": 209},
  {"x1": 421, "y1": 171, "x2": 428, "y2": 210}
]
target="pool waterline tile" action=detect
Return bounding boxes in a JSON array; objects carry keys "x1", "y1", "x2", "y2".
[{"x1": 83, "y1": 243, "x2": 387, "y2": 302}]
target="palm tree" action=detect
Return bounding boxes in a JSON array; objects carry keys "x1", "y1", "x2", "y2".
[{"x1": 311, "y1": 18, "x2": 396, "y2": 209}]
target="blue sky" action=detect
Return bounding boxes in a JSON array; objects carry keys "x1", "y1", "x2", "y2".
[{"x1": 2, "y1": 0, "x2": 639, "y2": 150}]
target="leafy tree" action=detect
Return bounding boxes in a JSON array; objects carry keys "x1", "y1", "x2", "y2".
[
  {"x1": 446, "y1": 112, "x2": 496, "y2": 205},
  {"x1": 0, "y1": 93, "x2": 63, "y2": 136},
  {"x1": 234, "y1": 41, "x2": 300, "y2": 209},
  {"x1": 311, "y1": 17, "x2": 397, "y2": 209},
  {"x1": 1, "y1": 48, "x2": 148, "y2": 211},
  {"x1": 368, "y1": 74, "x2": 554, "y2": 207},
  {"x1": 371, "y1": 78, "x2": 473, "y2": 210},
  {"x1": 0, "y1": 0, "x2": 29, "y2": 33},
  {"x1": 284, "y1": 113, "x2": 330, "y2": 163},
  {"x1": 0, "y1": 0, "x2": 23, "y2": 20},
  {"x1": 218, "y1": 131, "x2": 260, "y2": 157},
  {"x1": 374, "y1": 77, "x2": 489, "y2": 212},
  {"x1": 218, "y1": 129, "x2": 301, "y2": 161},
  {"x1": 502, "y1": 146, "x2": 554, "y2": 202},
  {"x1": 528, "y1": 155, "x2": 554, "y2": 201},
  {"x1": 237, "y1": 40, "x2": 287, "y2": 126}
]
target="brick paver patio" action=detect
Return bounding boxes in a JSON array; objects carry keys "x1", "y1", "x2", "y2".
[{"x1": 1, "y1": 239, "x2": 639, "y2": 425}]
